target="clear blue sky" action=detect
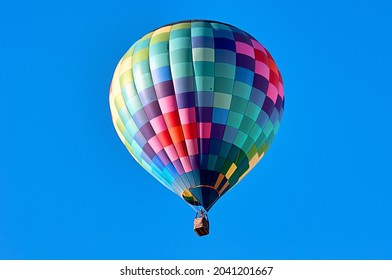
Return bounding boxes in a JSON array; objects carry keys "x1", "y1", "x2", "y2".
[{"x1": 1, "y1": 0, "x2": 391, "y2": 259}]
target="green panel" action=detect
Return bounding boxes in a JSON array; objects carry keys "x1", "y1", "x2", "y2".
[
  {"x1": 191, "y1": 27, "x2": 213, "y2": 37},
  {"x1": 214, "y1": 77, "x2": 234, "y2": 94},
  {"x1": 249, "y1": 124, "x2": 262, "y2": 142},
  {"x1": 215, "y1": 63, "x2": 236, "y2": 78},
  {"x1": 170, "y1": 28, "x2": 191, "y2": 38},
  {"x1": 170, "y1": 49, "x2": 192, "y2": 64},
  {"x1": 255, "y1": 132, "x2": 266, "y2": 149},
  {"x1": 149, "y1": 53, "x2": 170, "y2": 69},
  {"x1": 210, "y1": 22, "x2": 232, "y2": 31},
  {"x1": 193, "y1": 48, "x2": 214, "y2": 62},
  {"x1": 170, "y1": 37, "x2": 191, "y2": 50},
  {"x1": 239, "y1": 116, "x2": 254, "y2": 134},
  {"x1": 124, "y1": 118, "x2": 139, "y2": 136},
  {"x1": 273, "y1": 120, "x2": 281, "y2": 135},
  {"x1": 133, "y1": 72, "x2": 153, "y2": 91},
  {"x1": 242, "y1": 137, "x2": 255, "y2": 154},
  {"x1": 149, "y1": 41, "x2": 169, "y2": 56},
  {"x1": 213, "y1": 92, "x2": 232, "y2": 109},
  {"x1": 170, "y1": 62, "x2": 194, "y2": 78},
  {"x1": 221, "y1": 160, "x2": 233, "y2": 175},
  {"x1": 126, "y1": 95, "x2": 143, "y2": 114},
  {"x1": 247, "y1": 144, "x2": 258, "y2": 159},
  {"x1": 245, "y1": 102, "x2": 261, "y2": 121},
  {"x1": 133, "y1": 37, "x2": 151, "y2": 52},
  {"x1": 234, "y1": 130, "x2": 248, "y2": 147},
  {"x1": 207, "y1": 155, "x2": 218, "y2": 170},
  {"x1": 195, "y1": 76, "x2": 214, "y2": 91},
  {"x1": 232, "y1": 81, "x2": 252, "y2": 100},
  {"x1": 133, "y1": 60, "x2": 150, "y2": 74},
  {"x1": 263, "y1": 120, "x2": 274, "y2": 136},
  {"x1": 227, "y1": 111, "x2": 243, "y2": 128},
  {"x1": 194, "y1": 61, "x2": 214, "y2": 77},
  {"x1": 230, "y1": 96, "x2": 248, "y2": 114}
]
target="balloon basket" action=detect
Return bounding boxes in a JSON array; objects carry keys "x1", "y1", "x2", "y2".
[{"x1": 194, "y1": 217, "x2": 209, "y2": 236}]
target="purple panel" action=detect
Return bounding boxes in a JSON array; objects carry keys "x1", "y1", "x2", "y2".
[
  {"x1": 172, "y1": 159, "x2": 185, "y2": 175},
  {"x1": 141, "y1": 152, "x2": 152, "y2": 165},
  {"x1": 270, "y1": 107, "x2": 279, "y2": 124},
  {"x1": 278, "y1": 108, "x2": 284, "y2": 122},
  {"x1": 173, "y1": 77, "x2": 194, "y2": 94},
  {"x1": 250, "y1": 88, "x2": 266, "y2": 107},
  {"x1": 157, "y1": 150, "x2": 171, "y2": 166},
  {"x1": 134, "y1": 131, "x2": 147, "y2": 147},
  {"x1": 232, "y1": 31, "x2": 249, "y2": 43},
  {"x1": 143, "y1": 101, "x2": 162, "y2": 120},
  {"x1": 253, "y1": 74, "x2": 269, "y2": 94},
  {"x1": 223, "y1": 126, "x2": 238, "y2": 143},
  {"x1": 236, "y1": 53, "x2": 255, "y2": 70},
  {"x1": 256, "y1": 111, "x2": 269, "y2": 128},
  {"x1": 189, "y1": 155, "x2": 200, "y2": 170},
  {"x1": 209, "y1": 139, "x2": 222, "y2": 155},
  {"x1": 142, "y1": 143, "x2": 156, "y2": 159},
  {"x1": 215, "y1": 49, "x2": 236, "y2": 64},
  {"x1": 262, "y1": 96, "x2": 274, "y2": 117},
  {"x1": 192, "y1": 36, "x2": 214, "y2": 48},
  {"x1": 199, "y1": 138, "x2": 210, "y2": 154},
  {"x1": 154, "y1": 80, "x2": 175, "y2": 98},
  {"x1": 275, "y1": 95, "x2": 283, "y2": 111},
  {"x1": 139, "y1": 122, "x2": 156, "y2": 141},
  {"x1": 133, "y1": 109, "x2": 149, "y2": 127},
  {"x1": 214, "y1": 37, "x2": 235, "y2": 51},
  {"x1": 211, "y1": 123, "x2": 225, "y2": 140},
  {"x1": 196, "y1": 107, "x2": 213, "y2": 122},
  {"x1": 139, "y1": 87, "x2": 157, "y2": 105},
  {"x1": 177, "y1": 92, "x2": 195, "y2": 109}
]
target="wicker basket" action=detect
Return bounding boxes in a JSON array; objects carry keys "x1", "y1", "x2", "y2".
[{"x1": 194, "y1": 217, "x2": 210, "y2": 236}]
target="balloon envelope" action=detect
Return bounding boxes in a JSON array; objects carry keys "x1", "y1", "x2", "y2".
[{"x1": 109, "y1": 20, "x2": 284, "y2": 211}]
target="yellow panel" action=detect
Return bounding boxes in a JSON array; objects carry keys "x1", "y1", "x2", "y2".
[
  {"x1": 214, "y1": 174, "x2": 225, "y2": 189},
  {"x1": 132, "y1": 48, "x2": 149, "y2": 65},
  {"x1": 120, "y1": 56, "x2": 133, "y2": 75},
  {"x1": 226, "y1": 163, "x2": 237, "y2": 179},
  {"x1": 172, "y1": 22, "x2": 191, "y2": 30},
  {"x1": 139, "y1": 31, "x2": 154, "y2": 41},
  {"x1": 114, "y1": 93, "x2": 125, "y2": 110},
  {"x1": 151, "y1": 26, "x2": 171, "y2": 44}
]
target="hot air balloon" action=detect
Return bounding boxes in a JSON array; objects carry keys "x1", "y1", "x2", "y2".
[{"x1": 109, "y1": 20, "x2": 284, "y2": 236}]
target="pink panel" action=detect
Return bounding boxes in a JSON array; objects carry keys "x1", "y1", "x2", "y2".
[
  {"x1": 150, "y1": 115, "x2": 167, "y2": 134},
  {"x1": 159, "y1": 95, "x2": 177, "y2": 114},
  {"x1": 185, "y1": 139, "x2": 198, "y2": 155},
  {"x1": 178, "y1": 107, "x2": 196, "y2": 124},
  {"x1": 255, "y1": 61, "x2": 270, "y2": 79},
  {"x1": 235, "y1": 42, "x2": 255, "y2": 58},
  {"x1": 180, "y1": 157, "x2": 192, "y2": 173},
  {"x1": 198, "y1": 122, "x2": 212, "y2": 138},
  {"x1": 267, "y1": 83, "x2": 278, "y2": 103},
  {"x1": 165, "y1": 144, "x2": 179, "y2": 161},
  {"x1": 278, "y1": 82, "x2": 284, "y2": 99},
  {"x1": 250, "y1": 39, "x2": 267, "y2": 53},
  {"x1": 148, "y1": 135, "x2": 163, "y2": 153}
]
